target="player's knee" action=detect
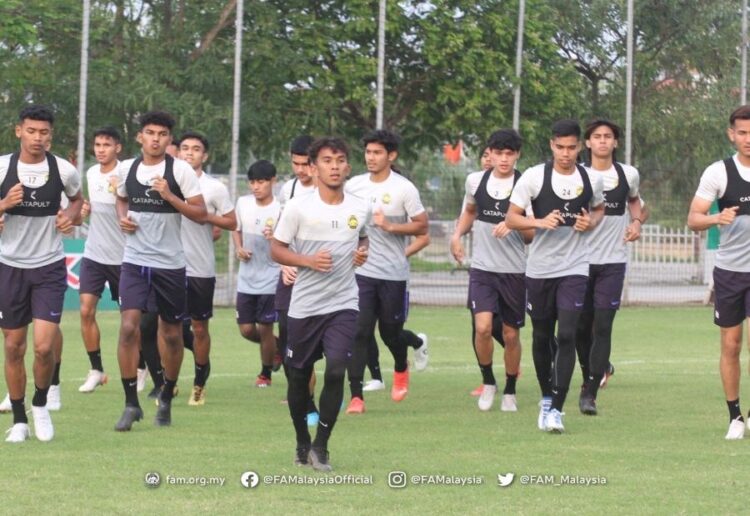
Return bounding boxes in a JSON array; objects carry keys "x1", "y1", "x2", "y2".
[
  {"x1": 119, "y1": 319, "x2": 140, "y2": 341},
  {"x1": 192, "y1": 322, "x2": 209, "y2": 341},
  {"x1": 239, "y1": 324, "x2": 257, "y2": 342},
  {"x1": 33, "y1": 341, "x2": 54, "y2": 361},
  {"x1": 289, "y1": 366, "x2": 311, "y2": 387},
  {"x1": 474, "y1": 320, "x2": 493, "y2": 340},
  {"x1": 3, "y1": 339, "x2": 25, "y2": 361},
  {"x1": 80, "y1": 303, "x2": 97, "y2": 322},
  {"x1": 556, "y1": 327, "x2": 576, "y2": 348},
  {"x1": 324, "y1": 361, "x2": 347, "y2": 382},
  {"x1": 502, "y1": 326, "x2": 520, "y2": 348}
]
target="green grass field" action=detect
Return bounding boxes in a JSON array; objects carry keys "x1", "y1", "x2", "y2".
[{"x1": 2, "y1": 306, "x2": 748, "y2": 514}]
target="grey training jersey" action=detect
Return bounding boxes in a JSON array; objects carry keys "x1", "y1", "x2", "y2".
[
  {"x1": 510, "y1": 163, "x2": 604, "y2": 279},
  {"x1": 274, "y1": 190, "x2": 370, "y2": 318},
  {"x1": 235, "y1": 195, "x2": 282, "y2": 295},
  {"x1": 585, "y1": 164, "x2": 640, "y2": 265},
  {"x1": 695, "y1": 155, "x2": 750, "y2": 272},
  {"x1": 116, "y1": 157, "x2": 202, "y2": 269},
  {"x1": 84, "y1": 163, "x2": 125, "y2": 265},
  {"x1": 464, "y1": 171, "x2": 526, "y2": 274},
  {"x1": 182, "y1": 172, "x2": 234, "y2": 278},
  {"x1": 345, "y1": 171, "x2": 425, "y2": 281},
  {"x1": 0, "y1": 153, "x2": 81, "y2": 268}
]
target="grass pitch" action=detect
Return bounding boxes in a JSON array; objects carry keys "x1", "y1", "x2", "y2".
[{"x1": 1, "y1": 306, "x2": 747, "y2": 514}]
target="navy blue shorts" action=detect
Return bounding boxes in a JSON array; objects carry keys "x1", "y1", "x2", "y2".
[
  {"x1": 713, "y1": 267, "x2": 750, "y2": 327},
  {"x1": 119, "y1": 262, "x2": 186, "y2": 324},
  {"x1": 187, "y1": 276, "x2": 215, "y2": 321},
  {"x1": 525, "y1": 275, "x2": 588, "y2": 320},
  {"x1": 0, "y1": 259, "x2": 67, "y2": 328},
  {"x1": 356, "y1": 275, "x2": 408, "y2": 324},
  {"x1": 236, "y1": 293, "x2": 277, "y2": 325},
  {"x1": 79, "y1": 257, "x2": 120, "y2": 301},
  {"x1": 274, "y1": 275, "x2": 292, "y2": 311},
  {"x1": 467, "y1": 268, "x2": 525, "y2": 328},
  {"x1": 583, "y1": 263, "x2": 626, "y2": 311},
  {"x1": 286, "y1": 309, "x2": 357, "y2": 369}
]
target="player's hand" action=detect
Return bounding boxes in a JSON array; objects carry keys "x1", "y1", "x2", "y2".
[
  {"x1": 450, "y1": 236, "x2": 465, "y2": 265},
  {"x1": 372, "y1": 208, "x2": 390, "y2": 231},
  {"x1": 151, "y1": 177, "x2": 172, "y2": 200},
  {"x1": 0, "y1": 215, "x2": 5, "y2": 234},
  {"x1": 236, "y1": 247, "x2": 252, "y2": 262},
  {"x1": 55, "y1": 209, "x2": 75, "y2": 235},
  {"x1": 81, "y1": 200, "x2": 91, "y2": 219},
  {"x1": 309, "y1": 249, "x2": 333, "y2": 272},
  {"x1": 537, "y1": 209, "x2": 564, "y2": 230},
  {"x1": 624, "y1": 220, "x2": 642, "y2": 242},
  {"x1": 353, "y1": 246, "x2": 368, "y2": 267},
  {"x1": 262, "y1": 222, "x2": 274, "y2": 240},
  {"x1": 573, "y1": 208, "x2": 592, "y2": 232},
  {"x1": 119, "y1": 215, "x2": 138, "y2": 234},
  {"x1": 717, "y1": 206, "x2": 740, "y2": 225},
  {"x1": 281, "y1": 265, "x2": 297, "y2": 286},
  {"x1": 492, "y1": 221, "x2": 512, "y2": 239},
  {"x1": 1, "y1": 183, "x2": 24, "y2": 211}
]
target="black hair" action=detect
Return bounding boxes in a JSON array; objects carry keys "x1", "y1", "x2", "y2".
[
  {"x1": 551, "y1": 119, "x2": 581, "y2": 139},
  {"x1": 290, "y1": 135, "x2": 314, "y2": 156},
  {"x1": 730, "y1": 105, "x2": 750, "y2": 125},
  {"x1": 486, "y1": 129, "x2": 522, "y2": 152},
  {"x1": 361, "y1": 129, "x2": 400, "y2": 154},
  {"x1": 93, "y1": 126, "x2": 121, "y2": 143},
  {"x1": 308, "y1": 137, "x2": 350, "y2": 163},
  {"x1": 584, "y1": 119, "x2": 621, "y2": 140},
  {"x1": 178, "y1": 131, "x2": 210, "y2": 152},
  {"x1": 18, "y1": 105, "x2": 54, "y2": 126},
  {"x1": 139, "y1": 111, "x2": 175, "y2": 131},
  {"x1": 246, "y1": 159, "x2": 277, "y2": 180}
]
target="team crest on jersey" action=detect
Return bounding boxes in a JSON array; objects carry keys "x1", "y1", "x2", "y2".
[
  {"x1": 265, "y1": 217, "x2": 275, "y2": 228},
  {"x1": 347, "y1": 215, "x2": 359, "y2": 229},
  {"x1": 576, "y1": 186, "x2": 584, "y2": 196},
  {"x1": 382, "y1": 193, "x2": 392, "y2": 205}
]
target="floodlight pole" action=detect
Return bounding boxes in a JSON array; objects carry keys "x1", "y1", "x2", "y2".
[
  {"x1": 742, "y1": 0, "x2": 748, "y2": 105},
  {"x1": 227, "y1": 0, "x2": 243, "y2": 302},
  {"x1": 376, "y1": 0, "x2": 386, "y2": 129},
  {"x1": 625, "y1": 0, "x2": 634, "y2": 165},
  {"x1": 512, "y1": 0, "x2": 525, "y2": 131},
  {"x1": 76, "y1": 0, "x2": 90, "y2": 175}
]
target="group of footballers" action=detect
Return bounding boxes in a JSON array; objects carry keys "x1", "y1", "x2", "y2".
[{"x1": 1, "y1": 101, "x2": 749, "y2": 471}]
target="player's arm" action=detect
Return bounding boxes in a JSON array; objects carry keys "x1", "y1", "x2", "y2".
[
  {"x1": 506, "y1": 203, "x2": 563, "y2": 231},
  {"x1": 624, "y1": 196, "x2": 648, "y2": 242},
  {"x1": 150, "y1": 175, "x2": 208, "y2": 223},
  {"x1": 116, "y1": 195, "x2": 137, "y2": 233},
  {"x1": 212, "y1": 226, "x2": 222, "y2": 242},
  {"x1": 688, "y1": 196, "x2": 737, "y2": 230},
  {"x1": 271, "y1": 238, "x2": 332, "y2": 273},
  {"x1": 406, "y1": 233, "x2": 430, "y2": 258},
  {"x1": 0, "y1": 183, "x2": 24, "y2": 216},
  {"x1": 57, "y1": 190, "x2": 84, "y2": 233},
  {"x1": 450, "y1": 203, "x2": 476, "y2": 265},
  {"x1": 574, "y1": 202, "x2": 605, "y2": 232},
  {"x1": 373, "y1": 210, "x2": 428, "y2": 236},
  {"x1": 354, "y1": 235, "x2": 370, "y2": 266},
  {"x1": 232, "y1": 229, "x2": 251, "y2": 261},
  {"x1": 207, "y1": 209, "x2": 237, "y2": 231},
  {"x1": 79, "y1": 198, "x2": 91, "y2": 224}
]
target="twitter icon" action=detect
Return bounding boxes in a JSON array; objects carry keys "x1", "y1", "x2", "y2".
[{"x1": 497, "y1": 473, "x2": 515, "y2": 487}]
